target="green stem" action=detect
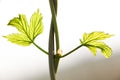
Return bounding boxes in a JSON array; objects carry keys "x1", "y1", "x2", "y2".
[
  {"x1": 49, "y1": 22, "x2": 56, "y2": 80},
  {"x1": 49, "y1": 0, "x2": 60, "y2": 74},
  {"x1": 32, "y1": 42, "x2": 48, "y2": 55},
  {"x1": 49, "y1": 0, "x2": 60, "y2": 80},
  {"x1": 61, "y1": 45, "x2": 83, "y2": 58},
  {"x1": 49, "y1": 0, "x2": 60, "y2": 51}
]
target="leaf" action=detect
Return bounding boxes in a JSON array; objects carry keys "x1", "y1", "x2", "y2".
[
  {"x1": 4, "y1": 9, "x2": 43, "y2": 46},
  {"x1": 80, "y1": 31, "x2": 112, "y2": 58},
  {"x1": 30, "y1": 9, "x2": 43, "y2": 39},
  {"x1": 81, "y1": 31, "x2": 112, "y2": 44},
  {"x1": 3, "y1": 33, "x2": 31, "y2": 46},
  {"x1": 87, "y1": 46, "x2": 97, "y2": 56},
  {"x1": 8, "y1": 15, "x2": 29, "y2": 34}
]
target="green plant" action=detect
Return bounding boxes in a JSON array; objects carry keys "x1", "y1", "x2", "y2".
[{"x1": 4, "y1": 0, "x2": 113, "y2": 80}]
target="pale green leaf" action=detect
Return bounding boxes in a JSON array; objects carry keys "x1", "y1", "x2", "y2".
[
  {"x1": 4, "y1": 33, "x2": 31, "y2": 46},
  {"x1": 101, "y1": 46, "x2": 112, "y2": 58},
  {"x1": 81, "y1": 31, "x2": 113, "y2": 44},
  {"x1": 8, "y1": 14, "x2": 29, "y2": 34},
  {"x1": 86, "y1": 41, "x2": 112, "y2": 58},
  {"x1": 83, "y1": 32, "x2": 89, "y2": 41},
  {"x1": 30, "y1": 9, "x2": 43, "y2": 39},
  {"x1": 80, "y1": 31, "x2": 112, "y2": 58},
  {"x1": 87, "y1": 46, "x2": 97, "y2": 56},
  {"x1": 4, "y1": 9, "x2": 43, "y2": 46}
]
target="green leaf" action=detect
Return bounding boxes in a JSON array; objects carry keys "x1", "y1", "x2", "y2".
[
  {"x1": 4, "y1": 9, "x2": 43, "y2": 46},
  {"x1": 80, "y1": 31, "x2": 113, "y2": 58},
  {"x1": 87, "y1": 46, "x2": 97, "y2": 56},
  {"x1": 30, "y1": 9, "x2": 43, "y2": 39},
  {"x1": 4, "y1": 33, "x2": 31, "y2": 46},
  {"x1": 81, "y1": 31, "x2": 112, "y2": 44},
  {"x1": 8, "y1": 15, "x2": 29, "y2": 34}
]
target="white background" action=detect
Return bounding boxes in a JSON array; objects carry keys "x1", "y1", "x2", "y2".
[{"x1": 0, "y1": 0, "x2": 120, "y2": 80}]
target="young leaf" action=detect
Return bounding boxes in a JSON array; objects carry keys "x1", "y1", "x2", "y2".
[
  {"x1": 4, "y1": 33, "x2": 31, "y2": 46},
  {"x1": 30, "y1": 9, "x2": 43, "y2": 39},
  {"x1": 80, "y1": 31, "x2": 112, "y2": 58},
  {"x1": 8, "y1": 15, "x2": 29, "y2": 34},
  {"x1": 4, "y1": 9, "x2": 43, "y2": 46},
  {"x1": 87, "y1": 46, "x2": 97, "y2": 56}
]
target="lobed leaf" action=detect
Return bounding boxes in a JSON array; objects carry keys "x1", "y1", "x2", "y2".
[
  {"x1": 80, "y1": 31, "x2": 112, "y2": 58},
  {"x1": 81, "y1": 31, "x2": 113, "y2": 44},
  {"x1": 4, "y1": 9, "x2": 43, "y2": 46},
  {"x1": 4, "y1": 33, "x2": 31, "y2": 46},
  {"x1": 29, "y1": 9, "x2": 43, "y2": 39},
  {"x1": 8, "y1": 15, "x2": 29, "y2": 34},
  {"x1": 87, "y1": 46, "x2": 97, "y2": 56}
]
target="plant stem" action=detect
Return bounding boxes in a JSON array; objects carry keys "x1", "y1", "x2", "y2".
[
  {"x1": 49, "y1": 0, "x2": 61, "y2": 74},
  {"x1": 49, "y1": 0, "x2": 60, "y2": 51},
  {"x1": 49, "y1": 22, "x2": 56, "y2": 80},
  {"x1": 61, "y1": 45, "x2": 83, "y2": 58},
  {"x1": 32, "y1": 42, "x2": 48, "y2": 55},
  {"x1": 49, "y1": 0, "x2": 58, "y2": 80}
]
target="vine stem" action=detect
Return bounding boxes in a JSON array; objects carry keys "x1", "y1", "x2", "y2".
[
  {"x1": 49, "y1": 0, "x2": 60, "y2": 51},
  {"x1": 49, "y1": 0, "x2": 59, "y2": 80},
  {"x1": 49, "y1": 23, "x2": 56, "y2": 80},
  {"x1": 49, "y1": 0, "x2": 61, "y2": 74},
  {"x1": 48, "y1": 0, "x2": 83, "y2": 80}
]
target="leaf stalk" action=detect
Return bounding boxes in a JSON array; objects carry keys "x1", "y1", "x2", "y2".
[
  {"x1": 61, "y1": 45, "x2": 83, "y2": 58},
  {"x1": 32, "y1": 42, "x2": 48, "y2": 55}
]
